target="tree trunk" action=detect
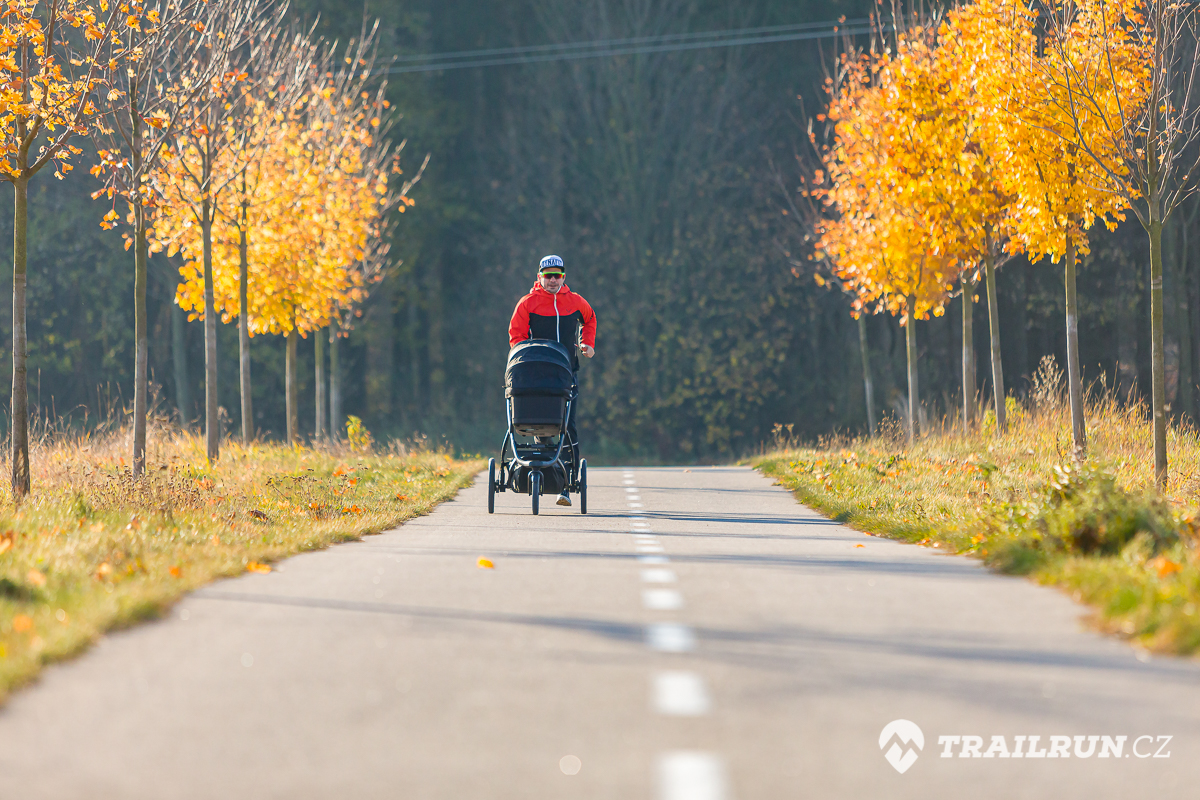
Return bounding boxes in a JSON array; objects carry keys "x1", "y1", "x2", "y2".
[
  {"x1": 132, "y1": 200, "x2": 149, "y2": 478},
  {"x1": 984, "y1": 240, "x2": 1006, "y2": 433},
  {"x1": 1173, "y1": 216, "x2": 1194, "y2": 420},
  {"x1": 961, "y1": 277, "x2": 976, "y2": 428},
  {"x1": 202, "y1": 199, "x2": 219, "y2": 463},
  {"x1": 238, "y1": 202, "x2": 252, "y2": 444},
  {"x1": 1064, "y1": 231, "x2": 1087, "y2": 458},
  {"x1": 286, "y1": 323, "x2": 298, "y2": 445},
  {"x1": 1117, "y1": 262, "x2": 1139, "y2": 398},
  {"x1": 1149, "y1": 209, "x2": 1168, "y2": 487},
  {"x1": 131, "y1": 96, "x2": 148, "y2": 477},
  {"x1": 857, "y1": 314, "x2": 876, "y2": 436},
  {"x1": 314, "y1": 327, "x2": 326, "y2": 441},
  {"x1": 11, "y1": 176, "x2": 29, "y2": 497},
  {"x1": 366, "y1": 279, "x2": 394, "y2": 420},
  {"x1": 905, "y1": 303, "x2": 919, "y2": 444},
  {"x1": 172, "y1": 300, "x2": 191, "y2": 429},
  {"x1": 329, "y1": 324, "x2": 342, "y2": 440}
]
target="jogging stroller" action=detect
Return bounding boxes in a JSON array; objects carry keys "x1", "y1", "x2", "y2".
[{"x1": 487, "y1": 339, "x2": 587, "y2": 515}]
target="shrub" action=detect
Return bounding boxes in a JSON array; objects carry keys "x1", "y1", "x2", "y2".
[{"x1": 984, "y1": 464, "x2": 1179, "y2": 572}]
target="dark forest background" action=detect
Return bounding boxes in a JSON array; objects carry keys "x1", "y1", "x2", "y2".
[{"x1": 0, "y1": 0, "x2": 1189, "y2": 462}]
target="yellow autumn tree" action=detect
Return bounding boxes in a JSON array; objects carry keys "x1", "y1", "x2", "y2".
[
  {"x1": 816, "y1": 42, "x2": 955, "y2": 442},
  {"x1": 1032, "y1": 0, "x2": 1165, "y2": 480},
  {"x1": 158, "y1": 37, "x2": 416, "y2": 444},
  {"x1": 952, "y1": 0, "x2": 1144, "y2": 459},
  {"x1": 0, "y1": 0, "x2": 121, "y2": 495},
  {"x1": 89, "y1": 0, "x2": 237, "y2": 478}
]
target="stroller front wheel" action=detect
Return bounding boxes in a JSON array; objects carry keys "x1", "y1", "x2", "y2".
[
  {"x1": 530, "y1": 471, "x2": 541, "y2": 515},
  {"x1": 487, "y1": 458, "x2": 496, "y2": 514},
  {"x1": 579, "y1": 460, "x2": 587, "y2": 514}
]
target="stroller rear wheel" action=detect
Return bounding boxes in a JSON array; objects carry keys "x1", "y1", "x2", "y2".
[
  {"x1": 579, "y1": 460, "x2": 587, "y2": 514},
  {"x1": 530, "y1": 471, "x2": 541, "y2": 515},
  {"x1": 487, "y1": 458, "x2": 496, "y2": 514}
]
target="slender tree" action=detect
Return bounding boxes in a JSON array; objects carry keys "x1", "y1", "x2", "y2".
[
  {"x1": 157, "y1": 0, "x2": 281, "y2": 463},
  {"x1": 91, "y1": 0, "x2": 232, "y2": 477},
  {"x1": 947, "y1": 0, "x2": 1127, "y2": 459},
  {"x1": 1040, "y1": 0, "x2": 1176, "y2": 482},
  {"x1": 0, "y1": 0, "x2": 122, "y2": 496}
]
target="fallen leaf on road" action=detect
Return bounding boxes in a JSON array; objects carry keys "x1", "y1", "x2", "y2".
[
  {"x1": 246, "y1": 562, "x2": 271, "y2": 574},
  {"x1": 477, "y1": 557, "x2": 494, "y2": 569},
  {"x1": 854, "y1": 544, "x2": 865, "y2": 548}
]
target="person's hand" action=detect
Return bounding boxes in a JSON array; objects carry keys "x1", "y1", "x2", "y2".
[{"x1": 582, "y1": 345, "x2": 595, "y2": 358}]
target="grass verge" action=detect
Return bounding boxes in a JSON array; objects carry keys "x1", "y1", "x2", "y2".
[
  {"x1": 755, "y1": 368, "x2": 1200, "y2": 655},
  {"x1": 0, "y1": 428, "x2": 483, "y2": 702}
]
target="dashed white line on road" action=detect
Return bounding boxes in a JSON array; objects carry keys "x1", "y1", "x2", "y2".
[
  {"x1": 643, "y1": 588, "x2": 683, "y2": 610},
  {"x1": 637, "y1": 544, "x2": 665, "y2": 553},
  {"x1": 641, "y1": 568, "x2": 676, "y2": 583},
  {"x1": 657, "y1": 751, "x2": 728, "y2": 800},
  {"x1": 629, "y1": 502, "x2": 644, "y2": 508},
  {"x1": 625, "y1": 487, "x2": 639, "y2": 493},
  {"x1": 638, "y1": 554, "x2": 669, "y2": 565},
  {"x1": 646, "y1": 622, "x2": 695, "y2": 653},
  {"x1": 652, "y1": 671, "x2": 711, "y2": 716}
]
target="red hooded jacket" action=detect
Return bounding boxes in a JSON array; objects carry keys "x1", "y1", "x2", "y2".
[{"x1": 509, "y1": 283, "x2": 596, "y2": 362}]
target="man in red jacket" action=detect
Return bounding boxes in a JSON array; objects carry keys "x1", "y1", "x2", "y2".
[{"x1": 508, "y1": 255, "x2": 596, "y2": 506}]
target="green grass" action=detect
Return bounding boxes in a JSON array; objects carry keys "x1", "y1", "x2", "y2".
[
  {"x1": 755, "y1": 375, "x2": 1200, "y2": 655},
  {"x1": 0, "y1": 427, "x2": 483, "y2": 702}
]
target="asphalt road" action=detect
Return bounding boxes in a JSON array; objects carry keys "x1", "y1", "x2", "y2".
[{"x1": 1, "y1": 466, "x2": 1198, "y2": 799}]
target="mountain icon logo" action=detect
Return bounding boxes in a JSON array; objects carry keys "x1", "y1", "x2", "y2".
[{"x1": 879, "y1": 719, "x2": 924, "y2": 774}]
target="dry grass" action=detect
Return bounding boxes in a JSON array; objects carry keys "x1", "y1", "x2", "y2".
[
  {"x1": 756, "y1": 358, "x2": 1200, "y2": 655},
  {"x1": 0, "y1": 422, "x2": 483, "y2": 702}
]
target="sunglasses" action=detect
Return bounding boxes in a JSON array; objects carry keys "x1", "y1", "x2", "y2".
[{"x1": 541, "y1": 272, "x2": 565, "y2": 278}]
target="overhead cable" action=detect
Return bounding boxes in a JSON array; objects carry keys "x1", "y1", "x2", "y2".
[{"x1": 384, "y1": 18, "x2": 879, "y2": 75}]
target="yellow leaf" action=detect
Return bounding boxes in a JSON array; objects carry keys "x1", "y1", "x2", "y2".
[
  {"x1": 246, "y1": 562, "x2": 271, "y2": 574},
  {"x1": 477, "y1": 557, "x2": 494, "y2": 569},
  {"x1": 1151, "y1": 556, "x2": 1181, "y2": 579}
]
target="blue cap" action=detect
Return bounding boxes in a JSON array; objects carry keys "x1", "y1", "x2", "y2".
[{"x1": 539, "y1": 255, "x2": 564, "y2": 273}]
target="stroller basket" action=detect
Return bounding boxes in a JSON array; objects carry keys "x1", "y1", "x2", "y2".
[{"x1": 511, "y1": 395, "x2": 567, "y2": 437}]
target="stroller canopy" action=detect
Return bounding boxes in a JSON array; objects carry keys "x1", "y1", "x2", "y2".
[{"x1": 506, "y1": 339, "x2": 574, "y2": 398}]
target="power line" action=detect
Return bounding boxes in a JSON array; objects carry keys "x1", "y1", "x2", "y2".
[
  {"x1": 389, "y1": 19, "x2": 870, "y2": 64},
  {"x1": 384, "y1": 19, "x2": 878, "y2": 75}
]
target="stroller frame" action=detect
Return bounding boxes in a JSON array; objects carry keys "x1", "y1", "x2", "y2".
[{"x1": 489, "y1": 382, "x2": 587, "y2": 515}]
